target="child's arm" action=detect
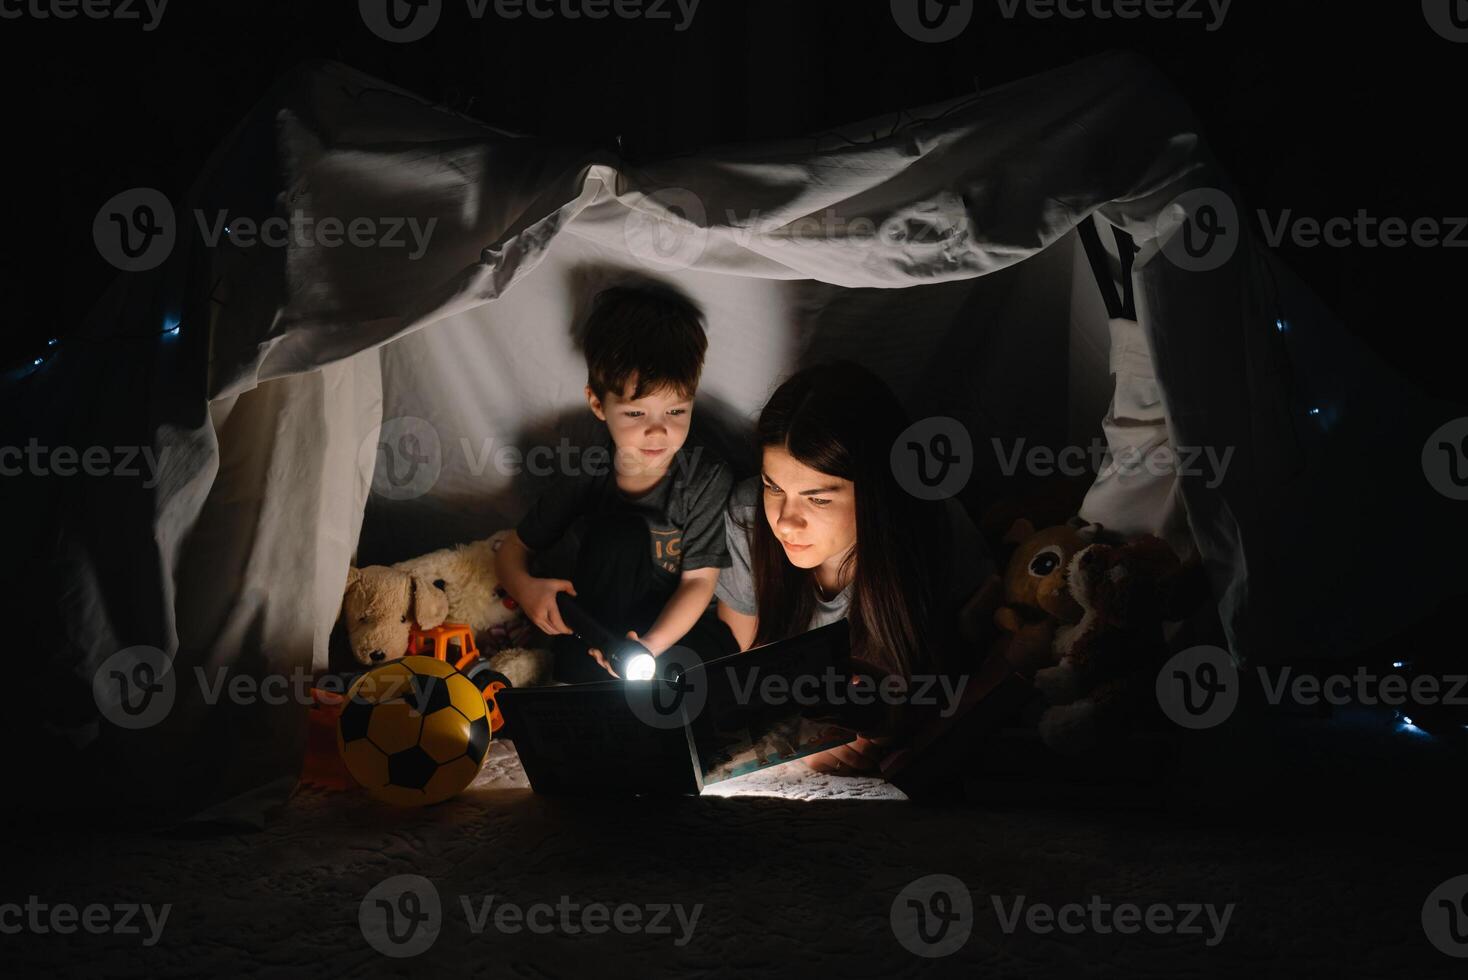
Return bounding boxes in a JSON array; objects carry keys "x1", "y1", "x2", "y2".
[
  {"x1": 635, "y1": 566, "x2": 720, "y2": 656},
  {"x1": 716, "y1": 599, "x2": 757, "y2": 652},
  {"x1": 494, "y1": 530, "x2": 576, "y2": 636}
]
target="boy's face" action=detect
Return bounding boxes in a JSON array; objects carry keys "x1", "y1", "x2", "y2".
[{"x1": 587, "y1": 374, "x2": 693, "y2": 476}]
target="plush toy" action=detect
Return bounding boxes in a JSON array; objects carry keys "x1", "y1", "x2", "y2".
[
  {"x1": 1034, "y1": 534, "x2": 1203, "y2": 753},
  {"x1": 340, "y1": 530, "x2": 536, "y2": 666},
  {"x1": 984, "y1": 517, "x2": 1101, "y2": 675},
  {"x1": 482, "y1": 646, "x2": 555, "y2": 689}
]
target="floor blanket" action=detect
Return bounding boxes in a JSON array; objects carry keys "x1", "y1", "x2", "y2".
[{"x1": 7, "y1": 728, "x2": 1462, "y2": 978}]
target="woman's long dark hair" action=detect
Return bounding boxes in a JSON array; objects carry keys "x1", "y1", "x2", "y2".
[{"x1": 744, "y1": 361, "x2": 949, "y2": 678}]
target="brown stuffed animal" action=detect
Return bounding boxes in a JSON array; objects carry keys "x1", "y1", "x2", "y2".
[
  {"x1": 986, "y1": 517, "x2": 1101, "y2": 675},
  {"x1": 1035, "y1": 534, "x2": 1204, "y2": 753},
  {"x1": 340, "y1": 565, "x2": 450, "y2": 666},
  {"x1": 339, "y1": 531, "x2": 532, "y2": 666}
]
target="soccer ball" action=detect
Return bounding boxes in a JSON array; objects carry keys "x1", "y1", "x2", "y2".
[{"x1": 337, "y1": 656, "x2": 491, "y2": 806}]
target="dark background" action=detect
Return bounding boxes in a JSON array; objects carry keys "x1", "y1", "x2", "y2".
[{"x1": 1, "y1": 0, "x2": 1462, "y2": 400}]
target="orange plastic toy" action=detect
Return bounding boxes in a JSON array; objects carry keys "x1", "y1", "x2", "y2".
[
  {"x1": 301, "y1": 685, "x2": 354, "y2": 790},
  {"x1": 406, "y1": 623, "x2": 508, "y2": 735},
  {"x1": 406, "y1": 622, "x2": 478, "y2": 663}
]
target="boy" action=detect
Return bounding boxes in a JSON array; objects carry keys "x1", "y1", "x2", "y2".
[{"x1": 495, "y1": 285, "x2": 736, "y2": 683}]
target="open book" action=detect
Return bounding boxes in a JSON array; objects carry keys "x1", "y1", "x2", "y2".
[{"x1": 497, "y1": 620, "x2": 856, "y2": 796}]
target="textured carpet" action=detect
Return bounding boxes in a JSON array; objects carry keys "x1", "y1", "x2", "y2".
[{"x1": 7, "y1": 717, "x2": 1465, "y2": 978}]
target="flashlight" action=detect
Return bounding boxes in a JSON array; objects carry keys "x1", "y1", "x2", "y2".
[{"x1": 555, "y1": 594, "x2": 658, "y2": 680}]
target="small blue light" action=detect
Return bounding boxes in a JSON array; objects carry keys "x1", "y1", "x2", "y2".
[
  {"x1": 1275, "y1": 319, "x2": 1286, "y2": 333},
  {"x1": 1394, "y1": 711, "x2": 1432, "y2": 738},
  {"x1": 1307, "y1": 407, "x2": 1321, "y2": 417},
  {"x1": 1391, "y1": 661, "x2": 1405, "y2": 669},
  {"x1": 163, "y1": 318, "x2": 181, "y2": 336},
  {"x1": 47, "y1": 337, "x2": 58, "y2": 346},
  {"x1": 33, "y1": 357, "x2": 43, "y2": 366}
]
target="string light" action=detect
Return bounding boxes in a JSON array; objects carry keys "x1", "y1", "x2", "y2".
[
  {"x1": 7, "y1": 316, "x2": 182, "y2": 376},
  {"x1": 1395, "y1": 711, "x2": 1432, "y2": 738},
  {"x1": 1270, "y1": 309, "x2": 1334, "y2": 433}
]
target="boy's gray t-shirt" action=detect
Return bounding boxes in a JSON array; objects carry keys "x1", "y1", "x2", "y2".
[
  {"x1": 714, "y1": 476, "x2": 993, "y2": 624},
  {"x1": 516, "y1": 440, "x2": 734, "y2": 581}
]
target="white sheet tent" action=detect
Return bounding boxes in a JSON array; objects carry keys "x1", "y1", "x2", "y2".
[{"x1": 9, "y1": 52, "x2": 1462, "y2": 826}]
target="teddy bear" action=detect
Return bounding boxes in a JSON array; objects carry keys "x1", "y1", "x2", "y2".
[
  {"x1": 979, "y1": 516, "x2": 1102, "y2": 675},
  {"x1": 340, "y1": 530, "x2": 542, "y2": 668},
  {"x1": 1033, "y1": 533, "x2": 1205, "y2": 753}
]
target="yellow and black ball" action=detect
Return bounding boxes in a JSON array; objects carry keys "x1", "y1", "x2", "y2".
[{"x1": 336, "y1": 656, "x2": 491, "y2": 806}]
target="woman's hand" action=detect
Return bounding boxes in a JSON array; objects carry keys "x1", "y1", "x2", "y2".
[
  {"x1": 587, "y1": 630, "x2": 641, "y2": 678},
  {"x1": 801, "y1": 736, "x2": 887, "y2": 776},
  {"x1": 519, "y1": 577, "x2": 577, "y2": 636}
]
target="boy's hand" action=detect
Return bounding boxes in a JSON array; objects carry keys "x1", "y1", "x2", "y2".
[
  {"x1": 519, "y1": 577, "x2": 577, "y2": 636},
  {"x1": 588, "y1": 630, "x2": 642, "y2": 678}
]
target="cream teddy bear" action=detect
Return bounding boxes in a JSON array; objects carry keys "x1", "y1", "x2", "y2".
[{"x1": 340, "y1": 531, "x2": 544, "y2": 674}]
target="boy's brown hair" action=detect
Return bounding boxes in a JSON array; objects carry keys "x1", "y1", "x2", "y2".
[{"x1": 582, "y1": 284, "x2": 708, "y2": 401}]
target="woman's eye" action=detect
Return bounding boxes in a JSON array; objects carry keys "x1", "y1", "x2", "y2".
[
  {"x1": 809, "y1": 497, "x2": 831, "y2": 506},
  {"x1": 668, "y1": 409, "x2": 687, "y2": 416},
  {"x1": 763, "y1": 482, "x2": 783, "y2": 495},
  {"x1": 624, "y1": 411, "x2": 644, "y2": 418}
]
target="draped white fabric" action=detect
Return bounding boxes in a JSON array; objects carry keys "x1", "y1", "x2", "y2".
[{"x1": 13, "y1": 52, "x2": 1458, "y2": 826}]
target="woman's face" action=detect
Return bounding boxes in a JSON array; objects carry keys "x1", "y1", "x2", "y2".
[{"x1": 761, "y1": 445, "x2": 858, "y2": 579}]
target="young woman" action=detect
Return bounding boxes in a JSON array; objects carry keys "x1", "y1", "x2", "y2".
[{"x1": 714, "y1": 361, "x2": 992, "y2": 774}]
